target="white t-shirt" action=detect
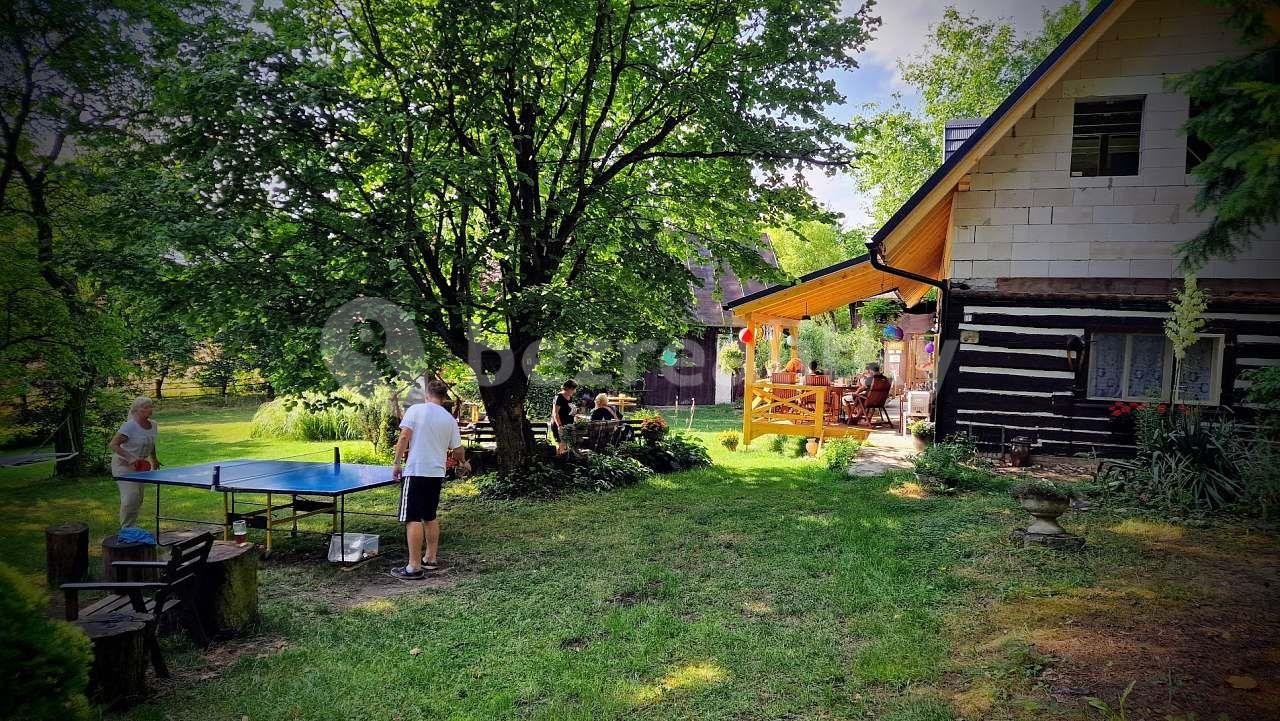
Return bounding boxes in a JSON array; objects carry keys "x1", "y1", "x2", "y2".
[
  {"x1": 398, "y1": 402, "x2": 461, "y2": 478},
  {"x1": 111, "y1": 418, "x2": 158, "y2": 478}
]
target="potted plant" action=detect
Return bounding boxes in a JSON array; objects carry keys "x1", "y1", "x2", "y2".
[
  {"x1": 1009, "y1": 479, "x2": 1079, "y2": 536},
  {"x1": 637, "y1": 413, "x2": 669, "y2": 445},
  {"x1": 805, "y1": 437, "x2": 819, "y2": 457},
  {"x1": 907, "y1": 420, "x2": 934, "y2": 452}
]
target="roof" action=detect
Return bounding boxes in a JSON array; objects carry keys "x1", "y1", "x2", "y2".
[
  {"x1": 689, "y1": 235, "x2": 778, "y2": 328},
  {"x1": 725, "y1": 0, "x2": 1135, "y2": 321}
]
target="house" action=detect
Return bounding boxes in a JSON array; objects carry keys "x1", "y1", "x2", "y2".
[
  {"x1": 640, "y1": 238, "x2": 779, "y2": 406},
  {"x1": 726, "y1": 0, "x2": 1280, "y2": 453}
]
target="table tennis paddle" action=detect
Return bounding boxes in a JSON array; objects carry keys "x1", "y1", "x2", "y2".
[{"x1": 133, "y1": 459, "x2": 152, "y2": 472}]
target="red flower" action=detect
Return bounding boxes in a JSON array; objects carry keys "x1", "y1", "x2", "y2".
[
  {"x1": 1157, "y1": 403, "x2": 1169, "y2": 414},
  {"x1": 1178, "y1": 404, "x2": 1190, "y2": 414}
]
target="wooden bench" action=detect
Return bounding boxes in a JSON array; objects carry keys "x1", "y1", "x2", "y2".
[
  {"x1": 62, "y1": 532, "x2": 215, "y2": 679},
  {"x1": 460, "y1": 419, "x2": 551, "y2": 447}
]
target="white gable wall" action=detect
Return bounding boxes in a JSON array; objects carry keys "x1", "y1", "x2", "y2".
[{"x1": 949, "y1": 0, "x2": 1280, "y2": 285}]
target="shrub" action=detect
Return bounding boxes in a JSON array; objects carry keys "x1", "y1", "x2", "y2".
[
  {"x1": 717, "y1": 431, "x2": 741, "y2": 451},
  {"x1": 790, "y1": 435, "x2": 809, "y2": 457},
  {"x1": 0, "y1": 564, "x2": 92, "y2": 720},
  {"x1": 767, "y1": 434, "x2": 787, "y2": 454},
  {"x1": 1099, "y1": 405, "x2": 1252, "y2": 512},
  {"x1": 474, "y1": 452, "x2": 652, "y2": 499},
  {"x1": 614, "y1": 433, "x2": 712, "y2": 473},
  {"x1": 635, "y1": 412, "x2": 670, "y2": 439},
  {"x1": 249, "y1": 396, "x2": 365, "y2": 441},
  {"x1": 907, "y1": 419, "x2": 935, "y2": 440},
  {"x1": 822, "y1": 438, "x2": 862, "y2": 471},
  {"x1": 1010, "y1": 478, "x2": 1079, "y2": 502}
]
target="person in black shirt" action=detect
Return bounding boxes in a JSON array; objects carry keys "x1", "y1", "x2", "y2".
[
  {"x1": 808, "y1": 360, "x2": 824, "y2": 376},
  {"x1": 550, "y1": 379, "x2": 578, "y2": 454},
  {"x1": 589, "y1": 393, "x2": 620, "y2": 422}
]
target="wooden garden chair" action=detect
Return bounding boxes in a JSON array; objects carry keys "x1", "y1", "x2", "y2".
[
  {"x1": 62, "y1": 532, "x2": 215, "y2": 678},
  {"x1": 849, "y1": 377, "x2": 893, "y2": 428}
]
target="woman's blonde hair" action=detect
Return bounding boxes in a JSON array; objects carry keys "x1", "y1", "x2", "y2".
[
  {"x1": 129, "y1": 395, "x2": 154, "y2": 417},
  {"x1": 594, "y1": 393, "x2": 609, "y2": 406}
]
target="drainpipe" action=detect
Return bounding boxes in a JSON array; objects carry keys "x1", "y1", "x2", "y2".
[{"x1": 866, "y1": 240, "x2": 951, "y2": 434}]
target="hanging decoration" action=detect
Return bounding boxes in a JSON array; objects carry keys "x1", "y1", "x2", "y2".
[
  {"x1": 738, "y1": 327, "x2": 754, "y2": 344},
  {"x1": 883, "y1": 324, "x2": 903, "y2": 340},
  {"x1": 785, "y1": 333, "x2": 797, "y2": 347},
  {"x1": 924, "y1": 340, "x2": 935, "y2": 355},
  {"x1": 660, "y1": 348, "x2": 679, "y2": 366}
]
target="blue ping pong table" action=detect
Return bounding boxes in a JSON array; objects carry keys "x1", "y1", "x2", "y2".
[{"x1": 117, "y1": 448, "x2": 398, "y2": 556}]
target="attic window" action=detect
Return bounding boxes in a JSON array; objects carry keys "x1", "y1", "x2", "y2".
[{"x1": 1070, "y1": 97, "x2": 1144, "y2": 177}]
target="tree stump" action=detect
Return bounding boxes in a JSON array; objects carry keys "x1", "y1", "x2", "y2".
[
  {"x1": 102, "y1": 534, "x2": 157, "y2": 581},
  {"x1": 45, "y1": 522, "x2": 89, "y2": 586},
  {"x1": 194, "y1": 541, "x2": 259, "y2": 637},
  {"x1": 78, "y1": 613, "x2": 148, "y2": 708}
]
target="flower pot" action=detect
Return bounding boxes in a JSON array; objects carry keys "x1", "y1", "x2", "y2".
[
  {"x1": 911, "y1": 435, "x2": 931, "y2": 452},
  {"x1": 1019, "y1": 495, "x2": 1070, "y2": 535},
  {"x1": 805, "y1": 438, "x2": 819, "y2": 457}
]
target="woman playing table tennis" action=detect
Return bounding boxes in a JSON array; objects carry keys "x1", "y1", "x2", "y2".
[{"x1": 109, "y1": 396, "x2": 162, "y2": 528}]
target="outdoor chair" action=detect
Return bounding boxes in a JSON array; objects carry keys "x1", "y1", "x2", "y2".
[
  {"x1": 62, "y1": 532, "x2": 215, "y2": 678},
  {"x1": 848, "y1": 377, "x2": 893, "y2": 428}
]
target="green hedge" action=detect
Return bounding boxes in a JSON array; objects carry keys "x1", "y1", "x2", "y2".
[{"x1": 0, "y1": 564, "x2": 92, "y2": 720}]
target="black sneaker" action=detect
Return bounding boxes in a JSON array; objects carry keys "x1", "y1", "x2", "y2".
[{"x1": 390, "y1": 565, "x2": 424, "y2": 581}]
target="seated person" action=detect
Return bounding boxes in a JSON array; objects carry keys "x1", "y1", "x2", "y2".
[
  {"x1": 807, "y1": 360, "x2": 824, "y2": 376},
  {"x1": 589, "y1": 393, "x2": 620, "y2": 422}
]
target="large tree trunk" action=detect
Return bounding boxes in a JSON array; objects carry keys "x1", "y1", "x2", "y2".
[
  {"x1": 55, "y1": 382, "x2": 90, "y2": 476},
  {"x1": 477, "y1": 372, "x2": 536, "y2": 474}
]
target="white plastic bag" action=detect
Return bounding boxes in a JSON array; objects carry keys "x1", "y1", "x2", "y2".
[{"x1": 327, "y1": 532, "x2": 379, "y2": 563}]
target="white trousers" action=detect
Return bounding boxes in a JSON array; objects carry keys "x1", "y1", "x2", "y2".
[{"x1": 116, "y1": 480, "x2": 145, "y2": 528}]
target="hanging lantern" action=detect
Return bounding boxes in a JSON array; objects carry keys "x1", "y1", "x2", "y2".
[
  {"x1": 661, "y1": 348, "x2": 678, "y2": 366},
  {"x1": 924, "y1": 340, "x2": 935, "y2": 355},
  {"x1": 739, "y1": 327, "x2": 754, "y2": 344},
  {"x1": 883, "y1": 324, "x2": 901, "y2": 340},
  {"x1": 785, "y1": 333, "x2": 797, "y2": 347}
]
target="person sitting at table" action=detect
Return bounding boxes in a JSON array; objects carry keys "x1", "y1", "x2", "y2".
[
  {"x1": 807, "y1": 360, "x2": 825, "y2": 376},
  {"x1": 590, "y1": 393, "x2": 620, "y2": 422}
]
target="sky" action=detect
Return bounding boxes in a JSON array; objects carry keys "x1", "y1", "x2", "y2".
[{"x1": 812, "y1": 0, "x2": 1079, "y2": 228}]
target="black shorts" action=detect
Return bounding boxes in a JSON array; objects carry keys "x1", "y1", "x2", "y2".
[{"x1": 398, "y1": 476, "x2": 443, "y2": 523}]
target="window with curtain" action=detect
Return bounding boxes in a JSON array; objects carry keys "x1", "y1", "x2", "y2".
[{"x1": 1087, "y1": 332, "x2": 1224, "y2": 404}]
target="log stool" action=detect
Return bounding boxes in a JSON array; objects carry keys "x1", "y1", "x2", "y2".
[
  {"x1": 194, "y1": 541, "x2": 259, "y2": 637},
  {"x1": 102, "y1": 534, "x2": 157, "y2": 581},
  {"x1": 78, "y1": 613, "x2": 148, "y2": 708},
  {"x1": 46, "y1": 522, "x2": 89, "y2": 586}
]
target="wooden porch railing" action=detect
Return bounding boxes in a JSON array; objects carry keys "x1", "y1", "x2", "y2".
[{"x1": 743, "y1": 382, "x2": 824, "y2": 444}]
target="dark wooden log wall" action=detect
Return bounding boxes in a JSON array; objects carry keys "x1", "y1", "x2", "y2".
[
  {"x1": 936, "y1": 292, "x2": 1280, "y2": 457},
  {"x1": 641, "y1": 327, "x2": 720, "y2": 407}
]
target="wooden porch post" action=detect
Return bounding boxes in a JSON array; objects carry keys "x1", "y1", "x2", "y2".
[
  {"x1": 742, "y1": 314, "x2": 756, "y2": 444},
  {"x1": 768, "y1": 321, "x2": 781, "y2": 372}
]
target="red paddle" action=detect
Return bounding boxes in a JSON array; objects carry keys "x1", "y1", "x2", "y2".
[{"x1": 133, "y1": 459, "x2": 153, "y2": 472}]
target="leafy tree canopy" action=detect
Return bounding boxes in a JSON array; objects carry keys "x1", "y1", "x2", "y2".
[
  {"x1": 850, "y1": 2, "x2": 1095, "y2": 226},
  {"x1": 138, "y1": 0, "x2": 880, "y2": 468},
  {"x1": 1174, "y1": 0, "x2": 1280, "y2": 269}
]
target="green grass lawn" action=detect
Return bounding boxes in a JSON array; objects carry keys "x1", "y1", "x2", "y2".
[{"x1": 5, "y1": 402, "x2": 1273, "y2": 720}]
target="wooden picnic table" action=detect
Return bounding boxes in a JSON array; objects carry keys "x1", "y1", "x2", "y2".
[{"x1": 607, "y1": 394, "x2": 639, "y2": 412}]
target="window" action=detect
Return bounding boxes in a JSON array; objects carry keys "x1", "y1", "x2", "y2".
[
  {"x1": 1070, "y1": 97, "x2": 1144, "y2": 177},
  {"x1": 1185, "y1": 100, "x2": 1212, "y2": 173},
  {"x1": 1087, "y1": 332, "x2": 1224, "y2": 404}
]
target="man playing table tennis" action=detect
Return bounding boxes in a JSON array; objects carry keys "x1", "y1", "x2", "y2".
[{"x1": 390, "y1": 380, "x2": 465, "y2": 580}]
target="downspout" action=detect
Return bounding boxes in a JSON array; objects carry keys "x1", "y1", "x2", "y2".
[{"x1": 866, "y1": 240, "x2": 951, "y2": 432}]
